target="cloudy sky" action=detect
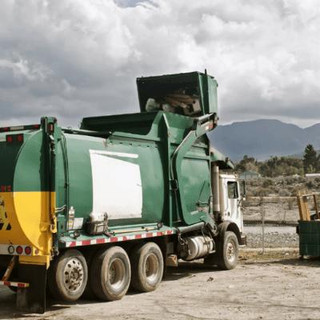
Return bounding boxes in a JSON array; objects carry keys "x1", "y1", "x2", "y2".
[{"x1": 0, "y1": 0, "x2": 319, "y2": 128}]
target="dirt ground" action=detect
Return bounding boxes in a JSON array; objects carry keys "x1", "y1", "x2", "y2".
[{"x1": 1, "y1": 249, "x2": 320, "y2": 320}]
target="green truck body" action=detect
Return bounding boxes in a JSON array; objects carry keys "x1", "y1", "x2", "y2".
[{"x1": 0, "y1": 71, "x2": 245, "y2": 313}]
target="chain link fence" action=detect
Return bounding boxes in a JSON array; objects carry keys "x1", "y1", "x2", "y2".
[{"x1": 243, "y1": 197, "x2": 300, "y2": 249}]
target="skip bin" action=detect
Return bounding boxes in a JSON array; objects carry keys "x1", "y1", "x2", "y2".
[{"x1": 299, "y1": 220, "x2": 320, "y2": 257}]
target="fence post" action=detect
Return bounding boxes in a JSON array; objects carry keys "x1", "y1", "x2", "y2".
[{"x1": 260, "y1": 196, "x2": 265, "y2": 254}]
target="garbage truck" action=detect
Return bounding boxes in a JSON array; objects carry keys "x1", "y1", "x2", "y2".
[{"x1": 0, "y1": 71, "x2": 246, "y2": 313}]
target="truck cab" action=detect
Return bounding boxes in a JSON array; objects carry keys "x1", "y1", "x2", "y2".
[{"x1": 219, "y1": 173, "x2": 244, "y2": 234}]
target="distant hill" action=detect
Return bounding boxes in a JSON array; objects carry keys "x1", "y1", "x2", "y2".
[{"x1": 208, "y1": 119, "x2": 320, "y2": 161}]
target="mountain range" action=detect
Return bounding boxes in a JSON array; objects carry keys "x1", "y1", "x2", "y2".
[{"x1": 208, "y1": 119, "x2": 320, "y2": 161}]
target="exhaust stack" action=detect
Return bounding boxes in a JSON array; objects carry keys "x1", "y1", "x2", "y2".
[{"x1": 211, "y1": 163, "x2": 220, "y2": 216}]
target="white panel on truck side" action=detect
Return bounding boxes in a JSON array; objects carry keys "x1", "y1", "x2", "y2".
[{"x1": 90, "y1": 150, "x2": 142, "y2": 219}]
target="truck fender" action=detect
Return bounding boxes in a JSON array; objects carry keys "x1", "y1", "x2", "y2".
[{"x1": 217, "y1": 221, "x2": 241, "y2": 245}]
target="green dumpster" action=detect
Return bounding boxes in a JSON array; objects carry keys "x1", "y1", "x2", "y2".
[{"x1": 299, "y1": 220, "x2": 320, "y2": 257}]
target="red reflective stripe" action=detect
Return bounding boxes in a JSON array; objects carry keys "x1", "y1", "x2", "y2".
[
  {"x1": 0, "y1": 281, "x2": 29, "y2": 288},
  {"x1": 64, "y1": 229, "x2": 175, "y2": 248}
]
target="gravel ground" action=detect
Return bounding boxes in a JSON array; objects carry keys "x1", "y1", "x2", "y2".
[
  {"x1": 0, "y1": 199, "x2": 303, "y2": 319},
  {"x1": 4, "y1": 251, "x2": 320, "y2": 320},
  {"x1": 243, "y1": 199, "x2": 300, "y2": 249},
  {"x1": 245, "y1": 225, "x2": 299, "y2": 248}
]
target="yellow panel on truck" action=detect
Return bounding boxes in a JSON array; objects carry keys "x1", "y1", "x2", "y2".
[
  {"x1": 0, "y1": 121, "x2": 56, "y2": 313},
  {"x1": 0, "y1": 192, "x2": 53, "y2": 264}
]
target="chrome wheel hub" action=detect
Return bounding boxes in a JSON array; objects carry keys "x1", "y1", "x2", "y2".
[
  {"x1": 226, "y1": 241, "x2": 236, "y2": 263},
  {"x1": 108, "y1": 258, "x2": 125, "y2": 291},
  {"x1": 145, "y1": 253, "x2": 159, "y2": 283},
  {"x1": 63, "y1": 258, "x2": 84, "y2": 292}
]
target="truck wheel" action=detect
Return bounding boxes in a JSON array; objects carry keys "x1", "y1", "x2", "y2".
[
  {"x1": 217, "y1": 231, "x2": 239, "y2": 270},
  {"x1": 90, "y1": 246, "x2": 131, "y2": 301},
  {"x1": 48, "y1": 249, "x2": 88, "y2": 302},
  {"x1": 130, "y1": 242, "x2": 163, "y2": 292}
]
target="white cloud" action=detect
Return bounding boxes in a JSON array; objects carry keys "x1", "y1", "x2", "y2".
[{"x1": 0, "y1": 0, "x2": 319, "y2": 128}]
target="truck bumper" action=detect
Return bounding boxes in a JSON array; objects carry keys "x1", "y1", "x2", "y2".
[{"x1": 239, "y1": 234, "x2": 247, "y2": 246}]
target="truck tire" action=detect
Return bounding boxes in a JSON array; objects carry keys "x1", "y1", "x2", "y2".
[
  {"x1": 47, "y1": 249, "x2": 88, "y2": 302},
  {"x1": 90, "y1": 246, "x2": 131, "y2": 301},
  {"x1": 130, "y1": 242, "x2": 163, "y2": 292},
  {"x1": 217, "y1": 231, "x2": 239, "y2": 270}
]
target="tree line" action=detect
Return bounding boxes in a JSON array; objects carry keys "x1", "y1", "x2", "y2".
[{"x1": 235, "y1": 144, "x2": 320, "y2": 177}]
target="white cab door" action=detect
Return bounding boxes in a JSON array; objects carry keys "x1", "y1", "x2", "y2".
[{"x1": 221, "y1": 178, "x2": 243, "y2": 232}]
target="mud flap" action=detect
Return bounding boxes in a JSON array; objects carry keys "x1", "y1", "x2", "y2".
[{"x1": 16, "y1": 264, "x2": 47, "y2": 314}]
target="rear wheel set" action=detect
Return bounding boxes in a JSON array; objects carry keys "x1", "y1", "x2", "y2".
[{"x1": 48, "y1": 242, "x2": 164, "y2": 303}]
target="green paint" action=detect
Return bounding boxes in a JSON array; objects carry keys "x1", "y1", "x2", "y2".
[
  {"x1": 0, "y1": 71, "x2": 234, "y2": 247},
  {"x1": 136, "y1": 71, "x2": 218, "y2": 116}
]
